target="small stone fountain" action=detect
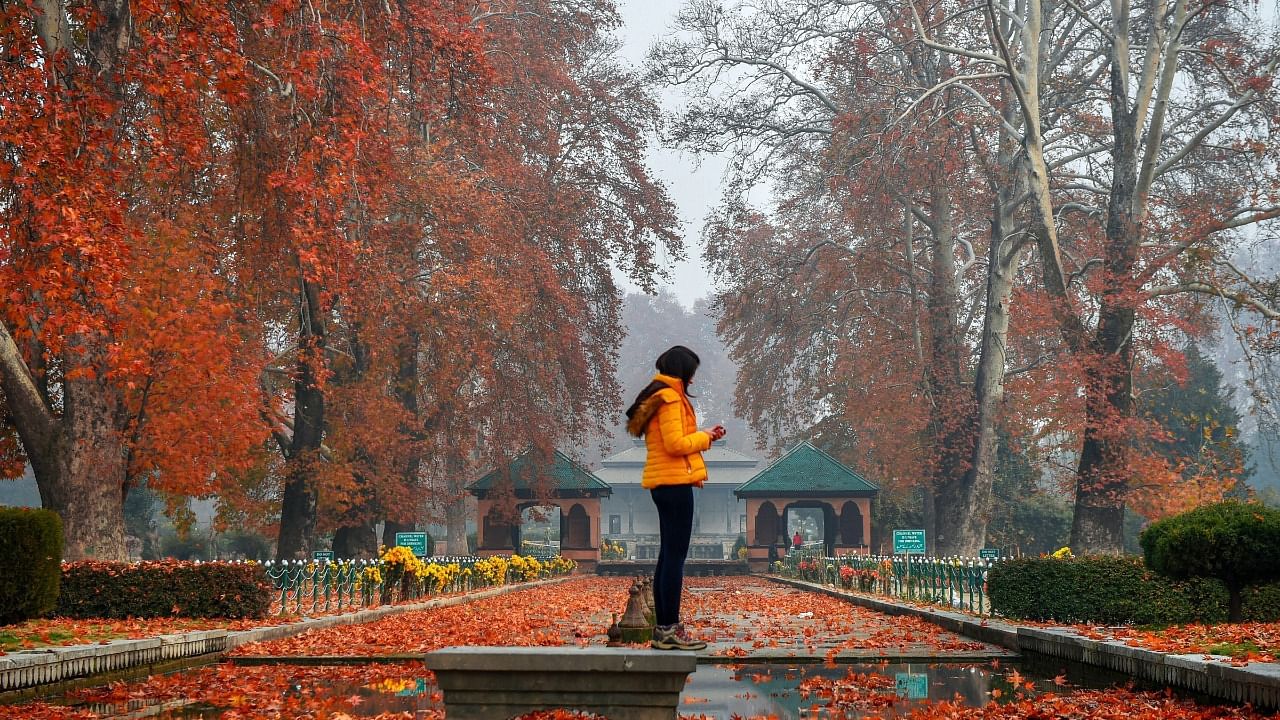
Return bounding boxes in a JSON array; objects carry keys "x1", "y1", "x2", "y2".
[{"x1": 618, "y1": 581, "x2": 651, "y2": 643}]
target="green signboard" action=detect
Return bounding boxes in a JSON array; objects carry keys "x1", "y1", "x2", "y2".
[
  {"x1": 895, "y1": 672, "x2": 929, "y2": 700},
  {"x1": 312, "y1": 550, "x2": 335, "y2": 562},
  {"x1": 395, "y1": 532, "x2": 429, "y2": 557},
  {"x1": 893, "y1": 529, "x2": 926, "y2": 555},
  {"x1": 979, "y1": 548, "x2": 1000, "y2": 560},
  {"x1": 397, "y1": 678, "x2": 430, "y2": 697}
]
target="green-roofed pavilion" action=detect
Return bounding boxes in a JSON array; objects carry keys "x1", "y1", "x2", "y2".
[
  {"x1": 468, "y1": 449, "x2": 611, "y2": 572},
  {"x1": 734, "y1": 442, "x2": 879, "y2": 570},
  {"x1": 468, "y1": 449, "x2": 612, "y2": 498}
]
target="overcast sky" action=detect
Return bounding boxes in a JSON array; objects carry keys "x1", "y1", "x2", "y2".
[{"x1": 612, "y1": 0, "x2": 726, "y2": 308}]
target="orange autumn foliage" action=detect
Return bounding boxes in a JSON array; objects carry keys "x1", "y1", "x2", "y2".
[
  {"x1": 1, "y1": 0, "x2": 679, "y2": 557},
  {"x1": 0, "y1": 0, "x2": 272, "y2": 558}
]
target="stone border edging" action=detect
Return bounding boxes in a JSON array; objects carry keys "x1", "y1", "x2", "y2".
[
  {"x1": 0, "y1": 575, "x2": 573, "y2": 698},
  {"x1": 766, "y1": 575, "x2": 1280, "y2": 710}
]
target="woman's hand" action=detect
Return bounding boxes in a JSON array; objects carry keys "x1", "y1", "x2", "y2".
[{"x1": 705, "y1": 425, "x2": 726, "y2": 441}]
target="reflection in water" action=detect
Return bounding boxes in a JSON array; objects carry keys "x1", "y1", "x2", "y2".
[
  {"x1": 686, "y1": 663, "x2": 999, "y2": 719},
  {"x1": 67, "y1": 661, "x2": 1072, "y2": 719}
]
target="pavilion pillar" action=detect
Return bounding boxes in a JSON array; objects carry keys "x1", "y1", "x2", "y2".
[{"x1": 861, "y1": 499, "x2": 871, "y2": 555}]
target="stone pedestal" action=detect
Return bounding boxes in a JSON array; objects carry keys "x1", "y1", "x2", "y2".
[{"x1": 424, "y1": 646, "x2": 696, "y2": 720}]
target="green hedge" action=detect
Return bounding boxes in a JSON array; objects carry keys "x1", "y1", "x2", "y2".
[
  {"x1": 0, "y1": 507, "x2": 63, "y2": 624},
  {"x1": 987, "y1": 555, "x2": 1280, "y2": 625},
  {"x1": 1141, "y1": 501, "x2": 1280, "y2": 622},
  {"x1": 57, "y1": 560, "x2": 272, "y2": 619}
]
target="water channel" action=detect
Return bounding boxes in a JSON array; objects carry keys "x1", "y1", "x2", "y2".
[{"x1": 53, "y1": 658, "x2": 1111, "y2": 719}]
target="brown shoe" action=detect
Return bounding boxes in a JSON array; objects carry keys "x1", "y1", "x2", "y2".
[{"x1": 651, "y1": 623, "x2": 706, "y2": 651}]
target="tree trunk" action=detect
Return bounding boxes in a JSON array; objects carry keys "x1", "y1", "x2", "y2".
[
  {"x1": 447, "y1": 494, "x2": 469, "y2": 555},
  {"x1": 919, "y1": 485, "x2": 937, "y2": 555},
  {"x1": 902, "y1": 208, "x2": 937, "y2": 555},
  {"x1": 922, "y1": 185, "x2": 976, "y2": 557},
  {"x1": 37, "y1": 378, "x2": 129, "y2": 560},
  {"x1": 327, "y1": 329, "x2": 383, "y2": 561},
  {"x1": 1, "y1": 323, "x2": 131, "y2": 560},
  {"x1": 333, "y1": 523, "x2": 377, "y2": 559},
  {"x1": 276, "y1": 276, "x2": 326, "y2": 560},
  {"x1": 1070, "y1": 54, "x2": 1142, "y2": 555},
  {"x1": 1069, "y1": 320, "x2": 1133, "y2": 555},
  {"x1": 277, "y1": 468, "x2": 317, "y2": 560},
  {"x1": 1228, "y1": 584, "x2": 1244, "y2": 623},
  {"x1": 947, "y1": 205, "x2": 1026, "y2": 557},
  {"x1": 60, "y1": 378, "x2": 128, "y2": 560},
  {"x1": 383, "y1": 518, "x2": 416, "y2": 550},
  {"x1": 952, "y1": 101, "x2": 1030, "y2": 558},
  {"x1": 387, "y1": 331, "x2": 423, "y2": 539}
]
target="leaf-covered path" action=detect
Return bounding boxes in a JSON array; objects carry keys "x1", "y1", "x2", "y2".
[{"x1": 231, "y1": 576, "x2": 1003, "y2": 661}]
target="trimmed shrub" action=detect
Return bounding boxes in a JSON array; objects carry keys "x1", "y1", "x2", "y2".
[
  {"x1": 0, "y1": 507, "x2": 63, "y2": 624},
  {"x1": 1142, "y1": 501, "x2": 1280, "y2": 622},
  {"x1": 987, "y1": 555, "x2": 1280, "y2": 625},
  {"x1": 57, "y1": 560, "x2": 272, "y2": 619},
  {"x1": 1240, "y1": 583, "x2": 1280, "y2": 622},
  {"x1": 988, "y1": 555, "x2": 1192, "y2": 624}
]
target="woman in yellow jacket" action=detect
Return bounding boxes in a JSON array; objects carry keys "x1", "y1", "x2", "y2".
[{"x1": 625, "y1": 345, "x2": 725, "y2": 650}]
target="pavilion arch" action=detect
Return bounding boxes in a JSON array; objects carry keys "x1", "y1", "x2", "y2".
[
  {"x1": 839, "y1": 501, "x2": 864, "y2": 546},
  {"x1": 780, "y1": 500, "x2": 838, "y2": 555},
  {"x1": 480, "y1": 507, "x2": 518, "y2": 551},
  {"x1": 753, "y1": 501, "x2": 779, "y2": 546},
  {"x1": 564, "y1": 503, "x2": 592, "y2": 549},
  {"x1": 488, "y1": 500, "x2": 594, "y2": 553}
]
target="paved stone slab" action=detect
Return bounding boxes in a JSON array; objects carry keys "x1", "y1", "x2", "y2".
[{"x1": 680, "y1": 577, "x2": 1012, "y2": 664}]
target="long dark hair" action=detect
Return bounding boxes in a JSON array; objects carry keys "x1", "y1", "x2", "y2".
[{"x1": 625, "y1": 345, "x2": 701, "y2": 420}]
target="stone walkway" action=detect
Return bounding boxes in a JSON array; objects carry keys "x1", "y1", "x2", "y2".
[
  {"x1": 678, "y1": 577, "x2": 1012, "y2": 663},
  {"x1": 231, "y1": 576, "x2": 1011, "y2": 664}
]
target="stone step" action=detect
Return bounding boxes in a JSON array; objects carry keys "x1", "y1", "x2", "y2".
[{"x1": 425, "y1": 646, "x2": 697, "y2": 720}]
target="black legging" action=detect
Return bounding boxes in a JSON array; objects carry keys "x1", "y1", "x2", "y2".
[{"x1": 651, "y1": 484, "x2": 694, "y2": 627}]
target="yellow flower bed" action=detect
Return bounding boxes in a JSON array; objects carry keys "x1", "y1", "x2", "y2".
[
  {"x1": 360, "y1": 565, "x2": 383, "y2": 586},
  {"x1": 381, "y1": 545, "x2": 425, "y2": 575},
  {"x1": 543, "y1": 555, "x2": 576, "y2": 576},
  {"x1": 601, "y1": 538, "x2": 627, "y2": 560},
  {"x1": 509, "y1": 554, "x2": 544, "y2": 582},
  {"x1": 421, "y1": 562, "x2": 461, "y2": 592},
  {"x1": 473, "y1": 556, "x2": 510, "y2": 585},
  {"x1": 370, "y1": 547, "x2": 576, "y2": 596}
]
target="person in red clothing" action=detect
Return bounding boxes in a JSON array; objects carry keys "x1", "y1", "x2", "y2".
[{"x1": 793, "y1": 531, "x2": 803, "y2": 551}]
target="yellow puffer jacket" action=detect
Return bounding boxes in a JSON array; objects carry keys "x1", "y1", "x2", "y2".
[{"x1": 626, "y1": 373, "x2": 711, "y2": 488}]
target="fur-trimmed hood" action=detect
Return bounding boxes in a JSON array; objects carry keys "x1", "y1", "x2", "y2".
[
  {"x1": 626, "y1": 392, "x2": 669, "y2": 436},
  {"x1": 626, "y1": 374, "x2": 687, "y2": 437}
]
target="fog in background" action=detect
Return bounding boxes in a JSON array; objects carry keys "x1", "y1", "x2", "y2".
[{"x1": 612, "y1": 0, "x2": 725, "y2": 307}]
